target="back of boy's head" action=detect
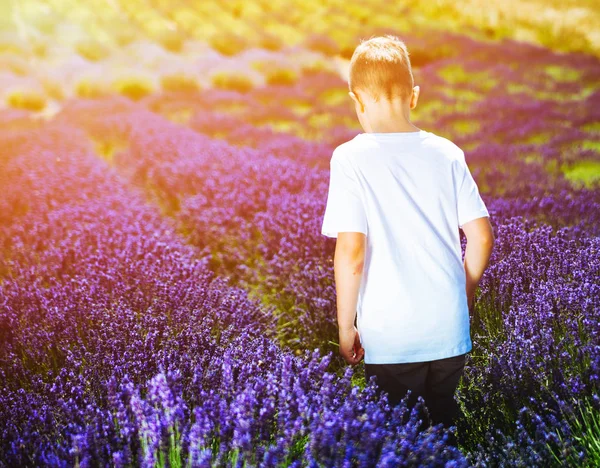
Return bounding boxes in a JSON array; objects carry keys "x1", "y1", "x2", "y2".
[{"x1": 348, "y1": 34, "x2": 414, "y2": 103}]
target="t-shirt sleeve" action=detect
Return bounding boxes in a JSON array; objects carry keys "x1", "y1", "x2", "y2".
[
  {"x1": 456, "y1": 155, "x2": 489, "y2": 229},
  {"x1": 321, "y1": 153, "x2": 368, "y2": 238}
]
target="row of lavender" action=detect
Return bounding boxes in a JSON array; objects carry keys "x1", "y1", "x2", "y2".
[
  {"x1": 52, "y1": 97, "x2": 600, "y2": 464},
  {"x1": 0, "y1": 121, "x2": 469, "y2": 466},
  {"x1": 140, "y1": 31, "x2": 600, "y2": 175},
  {"x1": 54, "y1": 95, "x2": 600, "y2": 342}
]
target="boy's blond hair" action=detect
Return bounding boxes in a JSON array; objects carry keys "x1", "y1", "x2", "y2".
[{"x1": 348, "y1": 34, "x2": 414, "y2": 103}]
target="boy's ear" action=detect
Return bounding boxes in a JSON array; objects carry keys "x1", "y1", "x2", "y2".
[
  {"x1": 349, "y1": 91, "x2": 364, "y2": 111},
  {"x1": 410, "y1": 85, "x2": 420, "y2": 109}
]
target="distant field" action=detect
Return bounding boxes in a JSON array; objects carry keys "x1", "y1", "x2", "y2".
[
  {"x1": 2, "y1": 0, "x2": 600, "y2": 57},
  {"x1": 1, "y1": 1, "x2": 599, "y2": 467}
]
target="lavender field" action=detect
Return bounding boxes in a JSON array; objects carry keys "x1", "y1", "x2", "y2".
[{"x1": 1, "y1": 1, "x2": 599, "y2": 467}]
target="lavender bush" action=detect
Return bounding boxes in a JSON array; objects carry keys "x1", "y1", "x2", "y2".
[
  {"x1": 51, "y1": 99, "x2": 598, "y2": 464},
  {"x1": 1, "y1": 24, "x2": 598, "y2": 467},
  {"x1": 0, "y1": 122, "x2": 465, "y2": 466}
]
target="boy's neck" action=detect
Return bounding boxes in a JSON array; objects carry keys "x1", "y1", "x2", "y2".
[
  {"x1": 362, "y1": 106, "x2": 419, "y2": 133},
  {"x1": 364, "y1": 122, "x2": 421, "y2": 133},
  {"x1": 358, "y1": 94, "x2": 420, "y2": 133}
]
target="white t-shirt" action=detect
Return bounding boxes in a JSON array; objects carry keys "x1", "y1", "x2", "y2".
[{"x1": 321, "y1": 129, "x2": 490, "y2": 364}]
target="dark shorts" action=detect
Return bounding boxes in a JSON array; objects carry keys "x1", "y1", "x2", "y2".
[{"x1": 364, "y1": 353, "x2": 467, "y2": 434}]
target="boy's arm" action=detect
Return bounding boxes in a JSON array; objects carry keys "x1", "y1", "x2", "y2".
[
  {"x1": 455, "y1": 153, "x2": 493, "y2": 311},
  {"x1": 335, "y1": 231, "x2": 366, "y2": 365},
  {"x1": 461, "y1": 216, "x2": 494, "y2": 311},
  {"x1": 320, "y1": 151, "x2": 368, "y2": 365},
  {"x1": 335, "y1": 232, "x2": 366, "y2": 330}
]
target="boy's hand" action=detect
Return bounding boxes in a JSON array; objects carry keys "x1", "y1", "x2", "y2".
[
  {"x1": 466, "y1": 288, "x2": 475, "y2": 314},
  {"x1": 339, "y1": 325, "x2": 365, "y2": 365}
]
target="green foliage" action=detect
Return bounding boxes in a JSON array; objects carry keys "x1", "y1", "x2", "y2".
[
  {"x1": 6, "y1": 89, "x2": 46, "y2": 111},
  {"x1": 543, "y1": 65, "x2": 582, "y2": 82},
  {"x1": 0, "y1": 38, "x2": 27, "y2": 55},
  {"x1": 535, "y1": 21, "x2": 592, "y2": 55},
  {"x1": 114, "y1": 28, "x2": 138, "y2": 47},
  {"x1": 30, "y1": 39, "x2": 48, "y2": 58},
  {"x1": 0, "y1": 55, "x2": 30, "y2": 76},
  {"x1": 582, "y1": 140, "x2": 600, "y2": 152},
  {"x1": 520, "y1": 132, "x2": 552, "y2": 145},
  {"x1": 40, "y1": 77, "x2": 65, "y2": 101},
  {"x1": 75, "y1": 79, "x2": 109, "y2": 99},
  {"x1": 75, "y1": 39, "x2": 111, "y2": 62},
  {"x1": 161, "y1": 73, "x2": 201, "y2": 93},
  {"x1": 258, "y1": 32, "x2": 284, "y2": 51},
  {"x1": 211, "y1": 71, "x2": 254, "y2": 93},
  {"x1": 562, "y1": 160, "x2": 600, "y2": 189},
  {"x1": 91, "y1": 137, "x2": 128, "y2": 165},
  {"x1": 299, "y1": 59, "x2": 332, "y2": 76},
  {"x1": 409, "y1": 44, "x2": 458, "y2": 68},
  {"x1": 582, "y1": 122, "x2": 600, "y2": 133},
  {"x1": 452, "y1": 119, "x2": 481, "y2": 135},
  {"x1": 319, "y1": 88, "x2": 348, "y2": 106},
  {"x1": 285, "y1": 434, "x2": 310, "y2": 463},
  {"x1": 438, "y1": 64, "x2": 496, "y2": 91},
  {"x1": 551, "y1": 396, "x2": 600, "y2": 466},
  {"x1": 209, "y1": 33, "x2": 248, "y2": 57},
  {"x1": 304, "y1": 33, "x2": 340, "y2": 56},
  {"x1": 113, "y1": 77, "x2": 155, "y2": 101},
  {"x1": 158, "y1": 30, "x2": 185, "y2": 53},
  {"x1": 264, "y1": 68, "x2": 298, "y2": 86},
  {"x1": 338, "y1": 44, "x2": 357, "y2": 60}
]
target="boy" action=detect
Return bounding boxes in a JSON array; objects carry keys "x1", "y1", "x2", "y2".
[{"x1": 320, "y1": 35, "x2": 494, "y2": 439}]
